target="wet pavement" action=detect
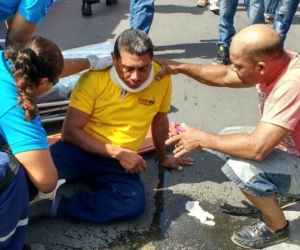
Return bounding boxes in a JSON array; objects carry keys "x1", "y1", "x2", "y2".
[{"x1": 1, "y1": 0, "x2": 300, "y2": 249}]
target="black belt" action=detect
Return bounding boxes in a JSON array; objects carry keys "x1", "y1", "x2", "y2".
[{"x1": 0, "y1": 151, "x2": 19, "y2": 195}]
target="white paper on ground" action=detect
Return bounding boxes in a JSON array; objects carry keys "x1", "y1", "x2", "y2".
[{"x1": 185, "y1": 201, "x2": 216, "y2": 226}]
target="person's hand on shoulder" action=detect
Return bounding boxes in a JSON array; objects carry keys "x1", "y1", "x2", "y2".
[
  {"x1": 153, "y1": 57, "x2": 181, "y2": 80},
  {"x1": 86, "y1": 54, "x2": 113, "y2": 71}
]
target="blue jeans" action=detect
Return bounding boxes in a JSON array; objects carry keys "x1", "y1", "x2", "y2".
[
  {"x1": 130, "y1": 0, "x2": 155, "y2": 34},
  {"x1": 264, "y1": 0, "x2": 279, "y2": 19},
  {"x1": 218, "y1": 0, "x2": 265, "y2": 47},
  {"x1": 50, "y1": 140, "x2": 146, "y2": 223},
  {"x1": 273, "y1": 0, "x2": 300, "y2": 42},
  {"x1": 211, "y1": 126, "x2": 300, "y2": 197}
]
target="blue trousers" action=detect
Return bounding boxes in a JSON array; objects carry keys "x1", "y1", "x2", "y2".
[
  {"x1": 264, "y1": 0, "x2": 278, "y2": 19},
  {"x1": 273, "y1": 0, "x2": 300, "y2": 42},
  {"x1": 50, "y1": 140, "x2": 146, "y2": 223},
  {"x1": 218, "y1": 0, "x2": 265, "y2": 47},
  {"x1": 130, "y1": 0, "x2": 155, "y2": 34},
  {"x1": 0, "y1": 152, "x2": 29, "y2": 250}
]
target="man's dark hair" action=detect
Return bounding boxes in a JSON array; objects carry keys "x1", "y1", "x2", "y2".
[{"x1": 114, "y1": 29, "x2": 154, "y2": 59}]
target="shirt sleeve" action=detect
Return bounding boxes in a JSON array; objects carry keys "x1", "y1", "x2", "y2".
[
  {"x1": 69, "y1": 71, "x2": 102, "y2": 115},
  {"x1": 18, "y1": 0, "x2": 55, "y2": 25},
  {"x1": 0, "y1": 105, "x2": 49, "y2": 154}
]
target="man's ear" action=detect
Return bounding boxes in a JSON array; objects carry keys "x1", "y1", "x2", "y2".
[
  {"x1": 257, "y1": 62, "x2": 266, "y2": 75},
  {"x1": 111, "y1": 52, "x2": 116, "y2": 63}
]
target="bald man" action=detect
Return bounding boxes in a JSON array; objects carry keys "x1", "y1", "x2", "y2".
[{"x1": 154, "y1": 24, "x2": 300, "y2": 249}]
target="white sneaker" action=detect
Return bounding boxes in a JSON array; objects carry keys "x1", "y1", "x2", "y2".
[
  {"x1": 196, "y1": 0, "x2": 208, "y2": 7},
  {"x1": 209, "y1": 3, "x2": 219, "y2": 15},
  {"x1": 23, "y1": 244, "x2": 45, "y2": 250}
]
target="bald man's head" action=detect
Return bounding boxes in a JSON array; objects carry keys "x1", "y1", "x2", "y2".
[{"x1": 231, "y1": 24, "x2": 284, "y2": 63}]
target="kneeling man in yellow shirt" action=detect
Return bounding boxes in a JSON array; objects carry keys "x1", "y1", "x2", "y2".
[{"x1": 30, "y1": 29, "x2": 193, "y2": 223}]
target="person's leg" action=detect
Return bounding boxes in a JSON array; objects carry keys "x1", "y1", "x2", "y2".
[
  {"x1": 50, "y1": 141, "x2": 146, "y2": 222},
  {"x1": 222, "y1": 148, "x2": 299, "y2": 248},
  {"x1": 264, "y1": 0, "x2": 279, "y2": 23},
  {"x1": 273, "y1": 0, "x2": 300, "y2": 43},
  {"x1": 130, "y1": 0, "x2": 155, "y2": 34},
  {"x1": 0, "y1": 153, "x2": 29, "y2": 250},
  {"x1": 242, "y1": 191, "x2": 287, "y2": 230},
  {"x1": 244, "y1": 0, "x2": 265, "y2": 25},
  {"x1": 213, "y1": 0, "x2": 238, "y2": 65}
]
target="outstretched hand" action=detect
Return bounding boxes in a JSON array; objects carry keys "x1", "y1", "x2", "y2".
[
  {"x1": 153, "y1": 57, "x2": 180, "y2": 80},
  {"x1": 166, "y1": 123, "x2": 203, "y2": 158},
  {"x1": 160, "y1": 154, "x2": 193, "y2": 170}
]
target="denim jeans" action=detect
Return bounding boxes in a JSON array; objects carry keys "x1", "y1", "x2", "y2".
[
  {"x1": 218, "y1": 0, "x2": 265, "y2": 47},
  {"x1": 264, "y1": 0, "x2": 279, "y2": 19},
  {"x1": 130, "y1": 0, "x2": 155, "y2": 34},
  {"x1": 50, "y1": 140, "x2": 146, "y2": 223},
  {"x1": 211, "y1": 126, "x2": 300, "y2": 198},
  {"x1": 273, "y1": 0, "x2": 300, "y2": 42}
]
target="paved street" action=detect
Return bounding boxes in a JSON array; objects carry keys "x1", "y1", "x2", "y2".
[{"x1": 1, "y1": 0, "x2": 300, "y2": 249}]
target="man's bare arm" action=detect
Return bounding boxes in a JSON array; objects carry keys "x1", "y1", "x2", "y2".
[
  {"x1": 59, "y1": 58, "x2": 90, "y2": 78},
  {"x1": 61, "y1": 107, "x2": 147, "y2": 173},
  {"x1": 151, "y1": 112, "x2": 169, "y2": 162},
  {"x1": 62, "y1": 107, "x2": 122, "y2": 158},
  {"x1": 154, "y1": 57, "x2": 256, "y2": 88}
]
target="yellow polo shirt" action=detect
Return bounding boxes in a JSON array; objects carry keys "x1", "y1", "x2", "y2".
[{"x1": 69, "y1": 61, "x2": 172, "y2": 151}]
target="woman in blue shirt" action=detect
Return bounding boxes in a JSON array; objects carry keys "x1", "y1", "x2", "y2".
[
  {"x1": 0, "y1": 35, "x2": 62, "y2": 250},
  {"x1": 0, "y1": 35, "x2": 107, "y2": 250}
]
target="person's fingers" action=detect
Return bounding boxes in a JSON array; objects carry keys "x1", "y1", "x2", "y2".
[
  {"x1": 167, "y1": 163, "x2": 182, "y2": 171},
  {"x1": 180, "y1": 159, "x2": 194, "y2": 166},
  {"x1": 165, "y1": 135, "x2": 181, "y2": 145},
  {"x1": 155, "y1": 70, "x2": 166, "y2": 81},
  {"x1": 173, "y1": 144, "x2": 185, "y2": 154},
  {"x1": 140, "y1": 159, "x2": 147, "y2": 170},
  {"x1": 181, "y1": 123, "x2": 191, "y2": 131},
  {"x1": 174, "y1": 150, "x2": 186, "y2": 158},
  {"x1": 153, "y1": 57, "x2": 163, "y2": 66},
  {"x1": 172, "y1": 157, "x2": 193, "y2": 166},
  {"x1": 136, "y1": 165, "x2": 144, "y2": 173}
]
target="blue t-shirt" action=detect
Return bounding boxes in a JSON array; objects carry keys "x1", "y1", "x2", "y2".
[
  {"x1": 0, "y1": 51, "x2": 49, "y2": 156},
  {"x1": 0, "y1": 0, "x2": 56, "y2": 25}
]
